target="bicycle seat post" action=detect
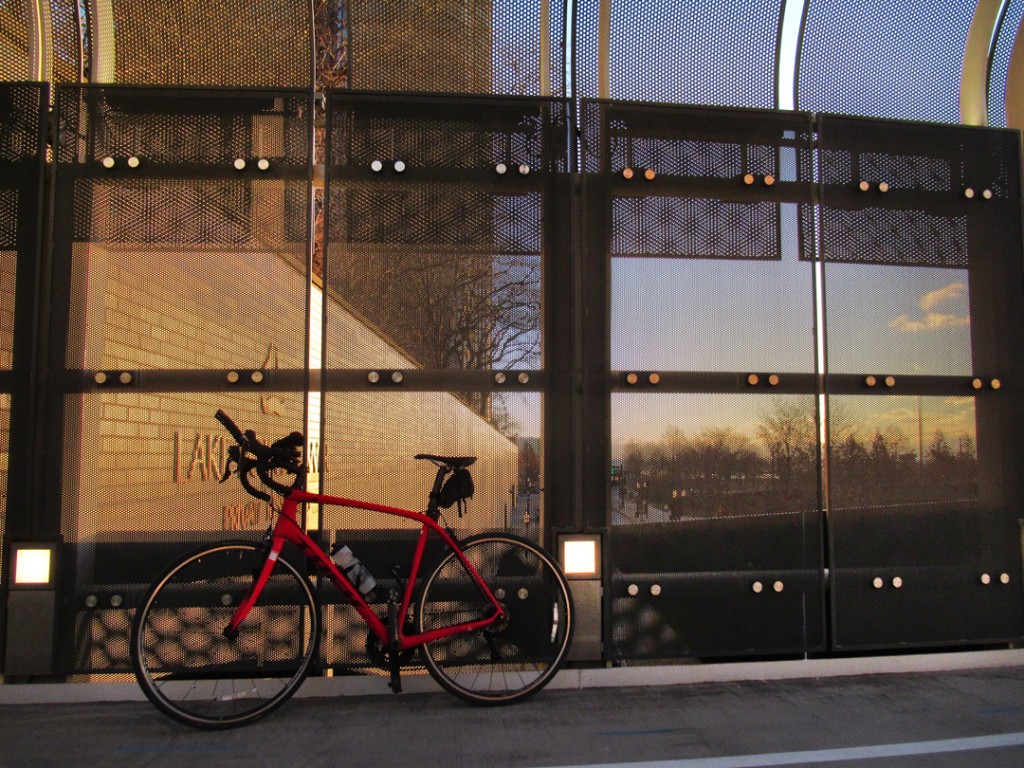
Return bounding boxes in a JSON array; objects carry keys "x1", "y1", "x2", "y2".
[{"x1": 426, "y1": 463, "x2": 449, "y2": 520}]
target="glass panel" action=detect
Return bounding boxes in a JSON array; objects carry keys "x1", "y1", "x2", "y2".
[
  {"x1": 612, "y1": 251, "x2": 815, "y2": 373},
  {"x1": 824, "y1": 263, "x2": 972, "y2": 376},
  {"x1": 321, "y1": 391, "x2": 542, "y2": 538},
  {"x1": 828, "y1": 394, "x2": 977, "y2": 510},
  {"x1": 611, "y1": 393, "x2": 820, "y2": 523}
]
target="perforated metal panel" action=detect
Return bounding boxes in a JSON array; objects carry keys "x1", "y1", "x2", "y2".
[
  {"x1": 797, "y1": 0, "x2": 976, "y2": 123},
  {"x1": 49, "y1": 85, "x2": 312, "y2": 674},
  {"x1": 820, "y1": 115, "x2": 1024, "y2": 649},
  {"x1": 581, "y1": 100, "x2": 825, "y2": 659},
  {"x1": 0, "y1": 0, "x2": 30, "y2": 81},
  {"x1": 319, "y1": 90, "x2": 571, "y2": 671},
  {"x1": 345, "y1": 0, "x2": 566, "y2": 96},
  {"x1": 93, "y1": 0, "x2": 312, "y2": 87},
  {"x1": 574, "y1": 0, "x2": 783, "y2": 106}
]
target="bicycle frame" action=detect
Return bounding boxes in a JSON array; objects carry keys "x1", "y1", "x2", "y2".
[{"x1": 224, "y1": 488, "x2": 506, "y2": 653}]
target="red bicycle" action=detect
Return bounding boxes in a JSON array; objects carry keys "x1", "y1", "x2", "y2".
[{"x1": 130, "y1": 410, "x2": 574, "y2": 729}]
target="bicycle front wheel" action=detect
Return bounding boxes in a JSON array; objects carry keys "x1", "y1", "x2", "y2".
[
  {"x1": 416, "y1": 533, "x2": 573, "y2": 705},
  {"x1": 130, "y1": 542, "x2": 320, "y2": 729}
]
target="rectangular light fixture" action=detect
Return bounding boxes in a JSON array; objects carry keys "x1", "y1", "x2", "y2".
[
  {"x1": 11, "y1": 543, "x2": 58, "y2": 587},
  {"x1": 559, "y1": 534, "x2": 601, "y2": 578}
]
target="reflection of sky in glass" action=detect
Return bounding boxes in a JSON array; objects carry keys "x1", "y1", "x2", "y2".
[
  {"x1": 611, "y1": 202, "x2": 814, "y2": 373},
  {"x1": 824, "y1": 265, "x2": 972, "y2": 375}
]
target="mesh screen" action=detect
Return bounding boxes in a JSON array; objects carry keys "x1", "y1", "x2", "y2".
[
  {"x1": 48, "y1": 0, "x2": 82, "y2": 83},
  {"x1": 797, "y1": 0, "x2": 976, "y2": 123},
  {"x1": 52, "y1": 86, "x2": 311, "y2": 674},
  {"x1": 828, "y1": 394, "x2": 978, "y2": 512},
  {"x1": 588, "y1": 101, "x2": 816, "y2": 373},
  {"x1": 345, "y1": 0, "x2": 566, "y2": 96},
  {"x1": 574, "y1": 0, "x2": 782, "y2": 106},
  {"x1": 97, "y1": 0, "x2": 312, "y2": 87},
  {"x1": 988, "y1": 0, "x2": 1024, "y2": 127},
  {"x1": 818, "y1": 116, "x2": 986, "y2": 375},
  {"x1": 325, "y1": 93, "x2": 567, "y2": 371},
  {"x1": 0, "y1": 0, "x2": 29, "y2": 81},
  {"x1": 608, "y1": 393, "x2": 822, "y2": 657}
]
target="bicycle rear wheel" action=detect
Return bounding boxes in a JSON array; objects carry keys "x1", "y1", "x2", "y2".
[
  {"x1": 130, "y1": 541, "x2": 319, "y2": 729},
  {"x1": 416, "y1": 533, "x2": 573, "y2": 704}
]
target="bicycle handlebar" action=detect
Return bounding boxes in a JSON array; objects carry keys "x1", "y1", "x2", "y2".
[{"x1": 215, "y1": 409, "x2": 305, "y2": 501}]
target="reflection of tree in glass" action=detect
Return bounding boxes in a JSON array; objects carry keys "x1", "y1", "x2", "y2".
[
  {"x1": 613, "y1": 397, "x2": 979, "y2": 523},
  {"x1": 332, "y1": 250, "x2": 541, "y2": 417}
]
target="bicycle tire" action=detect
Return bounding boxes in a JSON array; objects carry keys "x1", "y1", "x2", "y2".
[
  {"x1": 130, "y1": 541, "x2": 320, "y2": 729},
  {"x1": 416, "y1": 533, "x2": 573, "y2": 705}
]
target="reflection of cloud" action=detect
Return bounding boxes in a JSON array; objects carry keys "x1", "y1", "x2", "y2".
[
  {"x1": 890, "y1": 282, "x2": 970, "y2": 332},
  {"x1": 920, "y1": 282, "x2": 965, "y2": 311},
  {"x1": 890, "y1": 312, "x2": 971, "y2": 332}
]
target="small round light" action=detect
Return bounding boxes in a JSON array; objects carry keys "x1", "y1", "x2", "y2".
[
  {"x1": 768, "y1": 374, "x2": 780, "y2": 386},
  {"x1": 858, "y1": 180, "x2": 871, "y2": 192},
  {"x1": 391, "y1": 370, "x2": 404, "y2": 383},
  {"x1": 94, "y1": 372, "x2": 108, "y2": 385},
  {"x1": 991, "y1": 378, "x2": 1002, "y2": 390},
  {"x1": 752, "y1": 581, "x2": 764, "y2": 594},
  {"x1": 648, "y1": 373, "x2": 660, "y2": 385},
  {"x1": 495, "y1": 588, "x2": 506, "y2": 600},
  {"x1": 494, "y1": 372, "x2": 507, "y2": 384},
  {"x1": 101, "y1": 156, "x2": 115, "y2": 168},
  {"x1": 257, "y1": 158, "x2": 270, "y2": 171},
  {"x1": 972, "y1": 378, "x2": 984, "y2": 390},
  {"x1": 743, "y1": 173, "x2": 756, "y2": 186},
  {"x1": 110, "y1": 594, "x2": 123, "y2": 608},
  {"x1": 370, "y1": 160, "x2": 383, "y2": 172},
  {"x1": 233, "y1": 158, "x2": 247, "y2": 170},
  {"x1": 627, "y1": 584, "x2": 639, "y2": 596},
  {"x1": 763, "y1": 174, "x2": 775, "y2": 186},
  {"x1": 127, "y1": 156, "x2": 140, "y2": 168},
  {"x1": 877, "y1": 181, "x2": 889, "y2": 193},
  {"x1": 865, "y1": 375, "x2": 877, "y2": 387},
  {"x1": 119, "y1": 371, "x2": 133, "y2": 385},
  {"x1": 367, "y1": 371, "x2": 380, "y2": 383},
  {"x1": 747, "y1": 374, "x2": 760, "y2": 386},
  {"x1": 982, "y1": 188, "x2": 993, "y2": 200},
  {"x1": 227, "y1": 371, "x2": 240, "y2": 383},
  {"x1": 626, "y1": 373, "x2": 639, "y2": 385},
  {"x1": 1000, "y1": 573, "x2": 1010, "y2": 585},
  {"x1": 644, "y1": 169, "x2": 655, "y2": 181},
  {"x1": 495, "y1": 163, "x2": 507, "y2": 175},
  {"x1": 517, "y1": 588, "x2": 529, "y2": 600},
  {"x1": 773, "y1": 580, "x2": 784, "y2": 593},
  {"x1": 85, "y1": 595, "x2": 98, "y2": 608},
  {"x1": 884, "y1": 376, "x2": 896, "y2": 388},
  {"x1": 393, "y1": 160, "x2": 406, "y2": 173},
  {"x1": 250, "y1": 371, "x2": 264, "y2": 383},
  {"x1": 623, "y1": 168, "x2": 635, "y2": 180},
  {"x1": 964, "y1": 187, "x2": 975, "y2": 199},
  {"x1": 518, "y1": 163, "x2": 531, "y2": 176},
  {"x1": 872, "y1": 577, "x2": 884, "y2": 589},
  {"x1": 892, "y1": 576, "x2": 903, "y2": 589},
  {"x1": 517, "y1": 372, "x2": 530, "y2": 384},
  {"x1": 650, "y1": 584, "x2": 661, "y2": 596},
  {"x1": 981, "y1": 573, "x2": 992, "y2": 585}
]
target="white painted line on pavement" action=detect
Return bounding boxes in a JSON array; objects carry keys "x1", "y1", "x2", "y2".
[{"x1": 543, "y1": 731, "x2": 1024, "y2": 768}]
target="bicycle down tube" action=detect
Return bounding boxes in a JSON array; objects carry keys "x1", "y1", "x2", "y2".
[{"x1": 224, "y1": 489, "x2": 507, "y2": 652}]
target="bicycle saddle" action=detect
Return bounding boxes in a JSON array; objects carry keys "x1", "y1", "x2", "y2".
[{"x1": 414, "y1": 454, "x2": 477, "y2": 468}]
